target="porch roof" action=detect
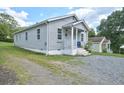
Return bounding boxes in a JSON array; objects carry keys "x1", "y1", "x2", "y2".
[
  {"x1": 62, "y1": 21, "x2": 76, "y2": 27},
  {"x1": 62, "y1": 20, "x2": 90, "y2": 31}
]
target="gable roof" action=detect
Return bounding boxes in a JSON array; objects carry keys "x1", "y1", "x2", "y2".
[
  {"x1": 62, "y1": 20, "x2": 90, "y2": 31},
  {"x1": 47, "y1": 14, "x2": 79, "y2": 22},
  {"x1": 14, "y1": 14, "x2": 78, "y2": 34},
  {"x1": 89, "y1": 37, "x2": 110, "y2": 44},
  {"x1": 89, "y1": 37, "x2": 105, "y2": 43},
  {"x1": 103, "y1": 38, "x2": 110, "y2": 44}
]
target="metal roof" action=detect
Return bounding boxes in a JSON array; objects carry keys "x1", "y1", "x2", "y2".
[{"x1": 14, "y1": 14, "x2": 78, "y2": 34}]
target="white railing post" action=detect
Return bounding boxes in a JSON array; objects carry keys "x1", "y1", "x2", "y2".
[{"x1": 76, "y1": 28, "x2": 78, "y2": 49}]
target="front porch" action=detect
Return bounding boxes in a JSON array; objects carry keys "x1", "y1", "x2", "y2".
[{"x1": 62, "y1": 24, "x2": 89, "y2": 55}]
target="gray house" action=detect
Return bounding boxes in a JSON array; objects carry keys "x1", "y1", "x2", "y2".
[{"x1": 14, "y1": 14, "x2": 90, "y2": 55}]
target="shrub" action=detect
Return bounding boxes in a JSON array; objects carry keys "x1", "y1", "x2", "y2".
[
  {"x1": 84, "y1": 41, "x2": 92, "y2": 52},
  {"x1": 0, "y1": 38, "x2": 13, "y2": 43},
  {"x1": 102, "y1": 48, "x2": 107, "y2": 53}
]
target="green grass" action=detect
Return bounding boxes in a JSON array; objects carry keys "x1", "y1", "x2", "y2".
[
  {"x1": 0, "y1": 42, "x2": 72, "y2": 61},
  {"x1": 93, "y1": 52, "x2": 124, "y2": 58},
  {"x1": 4, "y1": 59, "x2": 31, "y2": 84},
  {"x1": 0, "y1": 41, "x2": 82, "y2": 84},
  {"x1": 0, "y1": 42, "x2": 31, "y2": 84}
]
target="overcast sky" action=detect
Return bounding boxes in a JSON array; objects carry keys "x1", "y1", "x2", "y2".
[{"x1": 0, "y1": 7, "x2": 122, "y2": 30}]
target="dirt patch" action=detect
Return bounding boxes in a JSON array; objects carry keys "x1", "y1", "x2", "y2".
[
  {"x1": 5, "y1": 55, "x2": 31, "y2": 84},
  {"x1": 0, "y1": 65, "x2": 17, "y2": 85}
]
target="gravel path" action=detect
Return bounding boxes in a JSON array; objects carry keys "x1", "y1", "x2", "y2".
[{"x1": 76, "y1": 55, "x2": 124, "y2": 84}]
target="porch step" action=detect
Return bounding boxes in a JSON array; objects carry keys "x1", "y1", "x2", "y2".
[{"x1": 77, "y1": 48, "x2": 91, "y2": 56}]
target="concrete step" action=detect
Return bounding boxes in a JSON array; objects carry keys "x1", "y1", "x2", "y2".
[{"x1": 77, "y1": 48, "x2": 91, "y2": 56}]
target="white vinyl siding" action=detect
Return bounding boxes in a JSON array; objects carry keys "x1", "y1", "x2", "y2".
[
  {"x1": 48, "y1": 16, "x2": 76, "y2": 50},
  {"x1": 14, "y1": 24, "x2": 47, "y2": 50},
  {"x1": 16, "y1": 35, "x2": 18, "y2": 41}
]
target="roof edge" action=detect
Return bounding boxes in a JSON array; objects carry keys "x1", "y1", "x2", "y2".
[{"x1": 14, "y1": 14, "x2": 78, "y2": 34}]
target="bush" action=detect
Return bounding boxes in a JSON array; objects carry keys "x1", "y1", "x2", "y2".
[
  {"x1": 84, "y1": 41, "x2": 92, "y2": 52},
  {"x1": 102, "y1": 48, "x2": 107, "y2": 53},
  {"x1": 0, "y1": 38, "x2": 13, "y2": 43}
]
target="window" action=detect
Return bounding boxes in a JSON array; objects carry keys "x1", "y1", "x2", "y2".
[
  {"x1": 37, "y1": 29, "x2": 40, "y2": 40},
  {"x1": 65, "y1": 30, "x2": 67, "y2": 37},
  {"x1": 81, "y1": 34, "x2": 83, "y2": 41},
  {"x1": 58, "y1": 28, "x2": 62, "y2": 40},
  {"x1": 16, "y1": 35, "x2": 18, "y2": 41},
  {"x1": 108, "y1": 44, "x2": 110, "y2": 49},
  {"x1": 25, "y1": 32, "x2": 28, "y2": 40},
  {"x1": 73, "y1": 16, "x2": 75, "y2": 20},
  {"x1": 19, "y1": 34, "x2": 21, "y2": 40}
]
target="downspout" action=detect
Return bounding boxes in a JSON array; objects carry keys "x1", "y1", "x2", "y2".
[{"x1": 46, "y1": 22, "x2": 49, "y2": 56}]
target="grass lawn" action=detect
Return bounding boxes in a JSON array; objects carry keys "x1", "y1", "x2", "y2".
[
  {"x1": 93, "y1": 52, "x2": 124, "y2": 58},
  {"x1": 0, "y1": 41, "x2": 76, "y2": 84}
]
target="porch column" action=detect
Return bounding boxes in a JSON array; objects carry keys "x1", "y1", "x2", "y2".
[
  {"x1": 71, "y1": 27, "x2": 74, "y2": 54},
  {"x1": 76, "y1": 28, "x2": 78, "y2": 48}
]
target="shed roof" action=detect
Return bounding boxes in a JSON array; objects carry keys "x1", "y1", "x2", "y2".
[
  {"x1": 89, "y1": 37, "x2": 105, "y2": 43},
  {"x1": 89, "y1": 37, "x2": 110, "y2": 44},
  {"x1": 103, "y1": 39, "x2": 110, "y2": 44}
]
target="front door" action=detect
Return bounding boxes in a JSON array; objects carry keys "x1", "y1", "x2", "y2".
[{"x1": 64, "y1": 30, "x2": 71, "y2": 49}]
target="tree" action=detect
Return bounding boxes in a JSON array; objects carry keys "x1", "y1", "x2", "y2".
[
  {"x1": 0, "y1": 24, "x2": 9, "y2": 40},
  {"x1": 97, "y1": 8, "x2": 124, "y2": 53},
  {"x1": 88, "y1": 28, "x2": 95, "y2": 37},
  {"x1": 0, "y1": 13, "x2": 19, "y2": 40}
]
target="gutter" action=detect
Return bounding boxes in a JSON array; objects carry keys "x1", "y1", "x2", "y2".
[{"x1": 14, "y1": 20, "x2": 48, "y2": 35}]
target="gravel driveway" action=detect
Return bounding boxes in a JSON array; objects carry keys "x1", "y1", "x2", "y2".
[
  {"x1": 18, "y1": 55, "x2": 124, "y2": 85},
  {"x1": 76, "y1": 55, "x2": 124, "y2": 84},
  {"x1": 5, "y1": 55, "x2": 124, "y2": 85},
  {"x1": 10, "y1": 57, "x2": 76, "y2": 85}
]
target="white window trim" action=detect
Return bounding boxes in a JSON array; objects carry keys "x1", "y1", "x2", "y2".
[
  {"x1": 57, "y1": 28, "x2": 62, "y2": 40},
  {"x1": 81, "y1": 33, "x2": 84, "y2": 42},
  {"x1": 37, "y1": 29, "x2": 40, "y2": 40},
  {"x1": 25, "y1": 32, "x2": 28, "y2": 40}
]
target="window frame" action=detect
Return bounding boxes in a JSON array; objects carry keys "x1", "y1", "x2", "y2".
[
  {"x1": 25, "y1": 32, "x2": 28, "y2": 40},
  {"x1": 81, "y1": 33, "x2": 84, "y2": 41},
  {"x1": 37, "y1": 29, "x2": 40, "y2": 40},
  {"x1": 16, "y1": 35, "x2": 18, "y2": 41},
  {"x1": 57, "y1": 28, "x2": 62, "y2": 40},
  {"x1": 19, "y1": 34, "x2": 21, "y2": 40}
]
